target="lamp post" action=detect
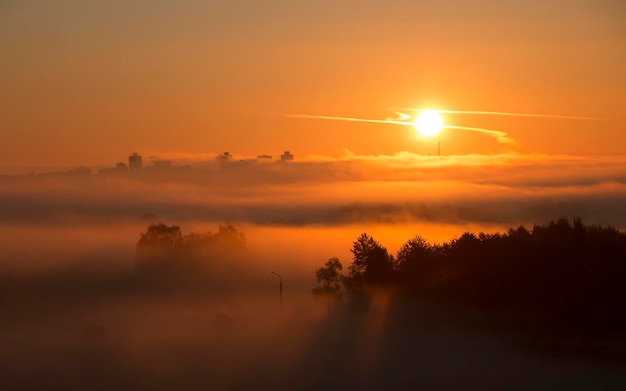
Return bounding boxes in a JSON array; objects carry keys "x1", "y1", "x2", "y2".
[{"x1": 270, "y1": 272, "x2": 282, "y2": 310}]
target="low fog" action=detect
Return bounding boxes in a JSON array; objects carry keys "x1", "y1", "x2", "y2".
[
  {"x1": 1, "y1": 153, "x2": 625, "y2": 389},
  {"x1": 3, "y1": 153, "x2": 626, "y2": 229},
  {"x1": 3, "y1": 152, "x2": 626, "y2": 275}
]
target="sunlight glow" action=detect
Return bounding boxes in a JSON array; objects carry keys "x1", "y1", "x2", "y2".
[
  {"x1": 414, "y1": 110, "x2": 443, "y2": 137},
  {"x1": 286, "y1": 107, "x2": 603, "y2": 146}
]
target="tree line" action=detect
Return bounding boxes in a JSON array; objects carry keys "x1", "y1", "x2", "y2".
[
  {"x1": 135, "y1": 223, "x2": 246, "y2": 273},
  {"x1": 313, "y1": 218, "x2": 626, "y2": 336},
  {"x1": 133, "y1": 219, "x2": 625, "y2": 336}
]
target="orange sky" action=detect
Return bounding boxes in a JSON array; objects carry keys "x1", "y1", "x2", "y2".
[{"x1": 1, "y1": 0, "x2": 625, "y2": 167}]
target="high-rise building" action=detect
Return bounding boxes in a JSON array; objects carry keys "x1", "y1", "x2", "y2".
[
  {"x1": 218, "y1": 152, "x2": 231, "y2": 161},
  {"x1": 217, "y1": 152, "x2": 232, "y2": 169},
  {"x1": 280, "y1": 151, "x2": 294, "y2": 161},
  {"x1": 129, "y1": 152, "x2": 142, "y2": 170}
]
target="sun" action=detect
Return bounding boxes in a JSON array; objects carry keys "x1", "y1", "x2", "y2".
[{"x1": 414, "y1": 110, "x2": 443, "y2": 137}]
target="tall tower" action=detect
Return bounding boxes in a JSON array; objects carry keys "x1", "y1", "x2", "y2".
[{"x1": 129, "y1": 152, "x2": 143, "y2": 171}]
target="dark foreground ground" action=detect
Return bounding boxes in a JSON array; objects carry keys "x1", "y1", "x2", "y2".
[{"x1": 1, "y1": 285, "x2": 625, "y2": 391}]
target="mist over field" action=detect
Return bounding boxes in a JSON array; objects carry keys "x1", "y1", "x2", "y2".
[
  {"x1": 3, "y1": 153, "x2": 626, "y2": 228},
  {"x1": 1, "y1": 153, "x2": 625, "y2": 276},
  {"x1": 2, "y1": 0, "x2": 626, "y2": 387},
  {"x1": 1, "y1": 153, "x2": 626, "y2": 389}
]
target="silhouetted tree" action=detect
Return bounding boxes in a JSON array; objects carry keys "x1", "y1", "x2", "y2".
[
  {"x1": 396, "y1": 235, "x2": 435, "y2": 288},
  {"x1": 134, "y1": 223, "x2": 246, "y2": 273},
  {"x1": 214, "y1": 224, "x2": 247, "y2": 249},
  {"x1": 315, "y1": 218, "x2": 626, "y2": 338},
  {"x1": 347, "y1": 233, "x2": 396, "y2": 287},
  {"x1": 135, "y1": 223, "x2": 183, "y2": 270},
  {"x1": 182, "y1": 225, "x2": 246, "y2": 260},
  {"x1": 312, "y1": 257, "x2": 345, "y2": 305},
  {"x1": 138, "y1": 223, "x2": 183, "y2": 247}
]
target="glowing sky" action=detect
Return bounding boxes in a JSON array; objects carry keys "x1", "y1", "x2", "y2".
[{"x1": 1, "y1": 0, "x2": 625, "y2": 166}]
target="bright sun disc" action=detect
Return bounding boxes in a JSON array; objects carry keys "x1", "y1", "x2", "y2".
[{"x1": 414, "y1": 110, "x2": 443, "y2": 137}]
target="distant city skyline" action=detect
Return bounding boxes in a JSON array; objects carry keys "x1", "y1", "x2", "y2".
[
  {"x1": 0, "y1": 149, "x2": 301, "y2": 176},
  {"x1": 1, "y1": 1, "x2": 625, "y2": 167}
]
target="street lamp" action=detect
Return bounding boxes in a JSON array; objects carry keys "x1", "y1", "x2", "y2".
[{"x1": 270, "y1": 271, "x2": 282, "y2": 310}]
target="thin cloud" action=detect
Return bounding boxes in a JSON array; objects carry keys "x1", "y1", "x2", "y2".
[
  {"x1": 286, "y1": 110, "x2": 520, "y2": 144},
  {"x1": 394, "y1": 107, "x2": 607, "y2": 121},
  {"x1": 284, "y1": 114, "x2": 409, "y2": 126},
  {"x1": 443, "y1": 125, "x2": 516, "y2": 144},
  {"x1": 285, "y1": 107, "x2": 607, "y2": 145}
]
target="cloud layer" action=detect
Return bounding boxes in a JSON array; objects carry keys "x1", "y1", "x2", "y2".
[{"x1": 2, "y1": 152, "x2": 626, "y2": 229}]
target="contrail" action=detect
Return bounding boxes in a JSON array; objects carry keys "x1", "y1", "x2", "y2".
[
  {"x1": 387, "y1": 109, "x2": 411, "y2": 121},
  {"x1": 285, "y1": 114, "x2": 410, "y2": 126},
  {"x1": 285, "y1": 113, "x2": 520, "y2": 143},
  {"x1": 285, "y1": 107, "x2": 603, "y2": 144},
  {"x1": 392, "y1": 108, "x2": 605, "y2": 121},
  {"x1": 443, "y1": 125, "x2": 516, "y2": 144}
]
